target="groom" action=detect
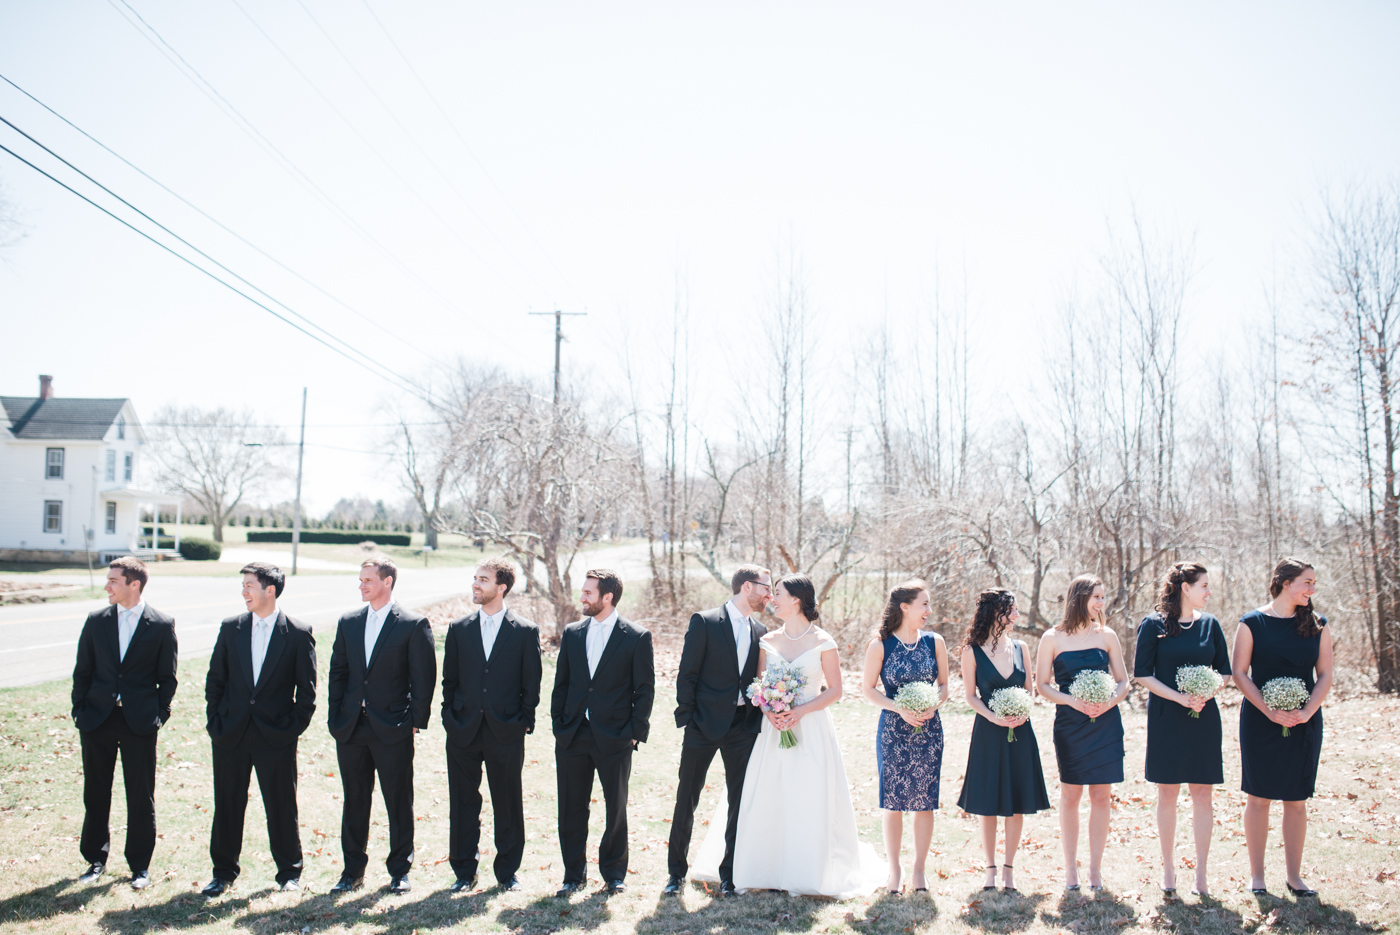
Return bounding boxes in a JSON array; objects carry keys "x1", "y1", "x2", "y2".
[{"x1": 665, "y1": 564, "x2": 770, "y2": 896}]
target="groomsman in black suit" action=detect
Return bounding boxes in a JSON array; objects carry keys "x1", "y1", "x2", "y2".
[
  {"x1": 326, "y1": 558, "x2": 436, "y2": 895},
  {"x1": 71, "y1": 556, "x2": 178, "y2": 890},
  {"x1": 551, "y1": 569, "x2": 654, "y2": 897},
  {"x1": 664, "y1": 564, "x2": 771, "y2": 896},
  {"x1": 441, "y1": 558, "x2": 541, "y2": 892},
  {"x1": 200, "y1": 562, "x2": 317, "y2": 896}
]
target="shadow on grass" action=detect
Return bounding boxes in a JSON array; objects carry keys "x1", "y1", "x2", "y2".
[
  {"x1": 958, "y1": 887, "x2": 1044, "y2": 933},
  {"x1": 497, "y1": 890, "x2": 614, "y2": 933},
  {"x1": 96, "y1": 891, "x2": 254, "y2": 932},
  {"x1": 1243, "y1": 893, "x2": 1384, "y2": 935},
  {"x1": 634, "y1": 886, "x2": 841, "y2": 934},
  {"x1": 0, "y1": 878, "x2": 99, "y2": 922}
]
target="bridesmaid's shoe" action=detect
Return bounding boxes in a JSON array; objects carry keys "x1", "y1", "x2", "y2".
[
  {"x1": 983, "y1": 866, "x2": 998, "y2": 891},
  {"x1": 1287, "y1": 884, "x2": 1318, "y2": 898},
  {"x1": 1002, "y1": 865, "x2": 1018, "y2": 894},
  {"x1": 1162, "y1": 888, "x2": 1178, "y2": 901},
  {"x1": 912, "y1": 873, "x2": 928, "y2": 894}
]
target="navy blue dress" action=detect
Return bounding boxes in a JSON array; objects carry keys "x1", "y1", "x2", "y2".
[
  {"x1": 876, "y1": 633, "x2": 944, "y2": 811},
  {"x1": 956, "y1": 643, "x2": 1051, "y2": 816},
  {"x1": 1133, "y1": 613, "x2": 1232, "y2": 784},
  {"x1": 1052, "y1": 647, "x2": 1125, "y2": 785},
  {"x1": 1239, "y1": 611, "x2": 1325, "y2": 801}
]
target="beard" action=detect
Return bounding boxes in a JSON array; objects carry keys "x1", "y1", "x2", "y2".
[{"x1": 581, "y1": 599, "x2": 607, "y2": 618}]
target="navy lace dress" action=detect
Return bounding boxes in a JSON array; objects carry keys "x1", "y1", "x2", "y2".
[
  {"x1": 1239, "y1": 611, "x2": 1325, "y2": 800},
  {"x1": 876, "y1": 633, "x2": 944, "y2": 811},
  {"x1": 1051, "y1": 648, "x2": 1125, "y2": 786}
]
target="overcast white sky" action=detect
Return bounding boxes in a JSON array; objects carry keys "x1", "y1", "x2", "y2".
[{"x1": 2, "y1": 1, "x2": 1398, "y2": 514}]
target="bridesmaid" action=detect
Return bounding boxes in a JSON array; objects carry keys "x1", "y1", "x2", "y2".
[
  {"x1": 1233, "y1": 558, "x2": 1332, "y2": 898},
  {"x1": 1132, "y1": 562, "x2": 1233, "y2": 898},
  {"x1": 956, "y1": 588, "x2": 1051, "y2": 894},
  {"x1": 1036, "y1": 574, "x2": 1130, "y2": 892},
  {"x1": 860, "y1": 580, "x2": 949, "y2": 895}
]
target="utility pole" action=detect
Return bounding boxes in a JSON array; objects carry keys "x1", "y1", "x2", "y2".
[
  {"x1": 529, "y1": 310, "x2": 586, "y2": 406},
  {"x1": 291, "y1": 388, "x2": 306, "y2": 575}
]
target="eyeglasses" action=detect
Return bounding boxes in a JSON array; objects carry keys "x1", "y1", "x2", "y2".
[{"x1": 749, "y1": 581, "x2": 773, "y2": 593}]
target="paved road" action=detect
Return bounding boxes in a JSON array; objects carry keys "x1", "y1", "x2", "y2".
[{"x1": 0, "y1": 566, "x2": 476, "y2": 688}]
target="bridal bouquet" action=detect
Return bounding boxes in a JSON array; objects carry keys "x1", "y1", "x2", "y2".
[
  {"x1": 747, "y1": 661, "x2": 808, "y2": 749},
  {"x1": 1069, "y1": 669, "x2": 1117, "y2": 722},
  {"x1": 988, "y1": 686, "x2": 1033, "y2": 742},
  {"x1": 892, "y1": 681, "x2": 942, "y2": 734},
  {"x1": 1260, "y1": 676, "x2": 1309, "y2": 737},
  {"x1": 1175, "y1": 665, "x2": 1224, "y2": 718}
]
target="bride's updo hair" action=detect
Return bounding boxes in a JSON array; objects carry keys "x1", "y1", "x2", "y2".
[{"x1": 776, "y1": 573, "x2": 820, "y2": 622}]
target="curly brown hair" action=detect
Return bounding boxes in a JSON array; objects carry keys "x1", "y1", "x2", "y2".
[
  {"x1": 1155, "y1": 561, "x2": 1207, "y2": 637},
  {"x1": 1270, "y1": 557, "x2": 1322, "y2": 638},
  {"x1": 878, "y1": 579, "x2": 929, "y2": 641},
  {"x1": 963, "y1": 588, "x2": 1017, "y2": 651}
]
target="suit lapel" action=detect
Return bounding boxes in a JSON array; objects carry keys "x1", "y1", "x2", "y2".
[
  {"x1": 464, "y1": 611, "x2": 487, "y2": 670},
  {"x1": 569, "y1": 624, "x2": 591, "y2": 682},
  {"x1": 366, "y1": 603, "x2": 398, "y2": 674},
  {"x1": 716, "y1": 609, "x2": 740, "y2": 673},
  {"x1": 352, "y1": 607, "x2": 370, "y2": 676},
  {"x1": 254, "y1": 612, "x2": 287, "y2": 694},
  {"x1": 234, "y1": 613, "x2": 255, "y2": 689},
  {"x1": 593, "y1": 619, "x2": 627, "y2": 678},
  {"x1": 102, "y1": 605, "x2": 121, "y2": 666}
]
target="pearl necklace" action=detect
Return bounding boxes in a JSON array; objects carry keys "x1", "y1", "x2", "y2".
[
  {"x1": 893, "y1": 631, "x2": 924, "y2": 652},
  {"x1": 779, "y1": 621, "x2": 816, "y2": 641}
]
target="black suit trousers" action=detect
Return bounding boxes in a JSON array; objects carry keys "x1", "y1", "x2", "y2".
[
  {"x1": 80, "y1": 708, "x2": 158, "y2": 871},
  {"x1": 556, "y1": 719, "x2": 631, "y2": 884},
  {"x1": 210, "y1": 731, "x2": 303, "y2": 884},
  {"x1": 447, "y1": 725, "x2": 526, "y2": 883},
  {"x1": 667, "y1": 706, "x2": 756, "y2": 880},
  {"x1": 337, "y1": 714, "x2": 416, "y2": 878}
]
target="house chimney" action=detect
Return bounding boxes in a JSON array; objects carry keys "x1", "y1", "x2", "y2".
[{"x1": 39, "y1": 375, "x2": 53, "y2": 400}]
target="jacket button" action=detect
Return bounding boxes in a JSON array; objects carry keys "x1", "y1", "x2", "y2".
[
  {"x1": 250, "y1": 699, "x2": 255, "y2": 705},
  {"x1": 482, "y1": 689, "x2": 487, "y2": 693},
  {"x1": 111, "y1": 693, "x2": 117, "y2": 698},
  {"x1": 484, "y1": 669, "x2": 489, "y2": 675},
  {"x1": 363, "y1": 679, "x2": 368, "y2": 685}
]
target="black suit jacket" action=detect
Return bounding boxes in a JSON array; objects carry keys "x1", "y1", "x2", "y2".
[
  {"x1": 71, "y1": 602, "x2": 178, "y2": 734},
  {"x1": 205, "y1": 610, "x2": 317, "y2": 749},
  {"x1": 674, "y1": 604, "x2": 765, "y2": 741},
  {"x1": 441, "y1": 609, "x2": 542, "y2": 747},
  {"x1": 551, "y1": 616, "x2": 655, "y2": 754},
  {"x1": 327, "y1": 602, "x2": 436, "y2": 744}
]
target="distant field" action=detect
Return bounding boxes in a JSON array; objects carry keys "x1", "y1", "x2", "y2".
[{"x1": 1, "y1": 631, "x2": 1396, "y2": 935}]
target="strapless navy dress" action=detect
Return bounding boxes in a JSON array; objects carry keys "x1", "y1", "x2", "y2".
[{"x1": 1051, "y1": 648, "x2": 1125, "y2": 785}]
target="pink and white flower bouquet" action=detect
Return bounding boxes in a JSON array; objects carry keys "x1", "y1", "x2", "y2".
[{"x1": 747, "y1": 660, "x2": 809, "y2": 749}]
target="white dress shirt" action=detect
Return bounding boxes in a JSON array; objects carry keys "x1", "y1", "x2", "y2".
[
  {"x1": 725, "y1": 600, "x2": 753, "y2": 704},
  {"x1": 364, "y1": 601, "x2": 394, "y2": 663},
  {"x1": 584, "y1": 610, "x2": 619, "y2": 721},
  {"x1": 479, "y1": 608, "x2": 506, "y2": 660},
  {"x1": 117, "y1": 601, "x2": 145, "y2": 662},
  {"x1": 250, "y1": 609, "x2": 277, "y2": 683}
]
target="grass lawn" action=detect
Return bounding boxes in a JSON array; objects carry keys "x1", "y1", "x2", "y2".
[{"x1": 1, "y1": 630, "x2": 1397, "y2": 935}]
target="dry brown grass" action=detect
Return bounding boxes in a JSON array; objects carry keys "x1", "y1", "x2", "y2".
[{"x1": 1, "y1": 628, "x2": 1397, "y2": 935}]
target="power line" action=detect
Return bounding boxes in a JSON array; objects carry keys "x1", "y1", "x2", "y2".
[
  {"x1": 358, "y1": 0, "x2": 586, "y2": 306},
  {"x1": 0, "y1": 111, "x2": 409, "y2": 391},
  {"x1": 0, "y1": 135, "x2": 434, "y2": 403},
  {"x1": 290, "y1": 0, "x2": 557, "y2": 307},
  {"x1": 104, "y1": 0, "x2": 471, "y2": 319},
  {"x1": 0, "y1": 71, "x2": 439, "y2": 364}
]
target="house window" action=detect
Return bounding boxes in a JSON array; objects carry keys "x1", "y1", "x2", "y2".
[
  {"x1": 105, "y1": 501, "x2": 117, "y2": 535},
  {"x1": 124, "y1": 452, "x2": 133, "y2": 482},
  {"x1": 45, "y1": 448, "x2": 64, "y2": 480},
  {"x1": 116, "y1": 416, "x2": 125, "y2": 440},
  {"x1": 105, "y1": 450, "x2": 116, "y2": 482},
  {"x1": 43, "y1": 501, "x2": 62, "y2": 533}
]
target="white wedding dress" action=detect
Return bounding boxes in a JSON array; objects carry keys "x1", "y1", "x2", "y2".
[{"x1": 692, "y1": 635, "x2": 885, "y2": 898}]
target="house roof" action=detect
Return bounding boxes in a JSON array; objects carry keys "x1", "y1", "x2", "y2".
[{"x1": 1, "y1": 396, "x2": 129, "y2": 440}]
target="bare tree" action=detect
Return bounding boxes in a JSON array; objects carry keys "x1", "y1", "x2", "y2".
[{"x1": 147, "y1": 406, "x2": 285, "y2": 542}]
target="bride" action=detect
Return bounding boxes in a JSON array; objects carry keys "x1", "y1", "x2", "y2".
[{"x1": 694, "y1": 573, "x2": 884, "y2": 898}]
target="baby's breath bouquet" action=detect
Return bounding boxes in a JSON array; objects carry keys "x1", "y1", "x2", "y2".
[
  {"x1": 1069, "y1": 669, "x2": 1117, "y2": 722},
  {"x1": 988, "y1": 686, "x2": 1033, "y2": 741},
  {"x1": 1174, "y1": 665, "x2": 1224, "y2": 718},
  {"x1": 892, "y1": 681, "x2": 942, "y2": 734},
  {"x1": 1260, "y1": 676, "x2": 1309, "y2": 737}
]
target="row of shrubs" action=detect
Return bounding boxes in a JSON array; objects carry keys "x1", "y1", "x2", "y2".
[{"x1": 246, "y1": 531, "x2": 412, "y2": 546}]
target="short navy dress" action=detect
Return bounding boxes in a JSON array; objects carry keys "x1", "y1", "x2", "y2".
[
  {"x1": 1051, "y1": 648, "x2": 1125, "y2": 786},
  {"x1": 1239, "y1": 611, "x2": 1325, "y2": 801},
  {"x1": 956, "y1": 643, "x2": 1051, "y2": 816},
  {"x1": 876, "y1": 633, "x2": 944, "y2": 811},
  {"x1": 1133, "y1": 613, "x2": 1232, "y2": 784}
]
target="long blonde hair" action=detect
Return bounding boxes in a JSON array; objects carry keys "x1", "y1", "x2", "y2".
[{"x1": 1059, "y1": 574, "x2": 1104, "y2": 635}]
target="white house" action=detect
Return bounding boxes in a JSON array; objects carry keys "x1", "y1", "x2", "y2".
[{"x1": 1, "y1": 375, "x2": 182, "y2": 563}]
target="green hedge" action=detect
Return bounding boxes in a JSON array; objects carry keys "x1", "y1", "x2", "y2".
[
  {"x1": 246, "y1": 531, "x2": 412, "y2": 546},
  {"x1": 179, "y1": 537, "x2": 222, "y2": 561}
]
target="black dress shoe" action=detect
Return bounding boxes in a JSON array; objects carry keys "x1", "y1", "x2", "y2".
[
  {"x1": 449, "y1": 876, "x2": 477, "y2": 893},
  {"x1": 130, "y1": 871, "x2": 152, "y2": 891},
  {"x1": 77, "y1": 863, "x2": 104, "y2": 884},
  {"x1": 279, "y1": 879, "x2": 300, "y2": 892},
  {"x1": 662, "y1": 875, "x2": 684, "y2": 895},
  {"x1": 605, "y1": 879, "x2": 626, "y2": 895},
  {"x1": 201, "y1": 878, "x2": 231, "y2": 897},
  {"x1": 719, "y1": 880, "x2": 738, "y2": 897},
  {"x1": 1287, "y1": 884, "x2": 1318, "y2": 898},
  {"x1": 555, "y1": 880, "x2": 586, "y2": 898},
  {"x1": 389, "y1": 875, "x2": 411, "y2": 894},
  {"x1": 499, "y1": 875, "x2": 522, "y2": 892},
  {"x1": 330, "y1": 875, "x2": 364, "y2": 893}
]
